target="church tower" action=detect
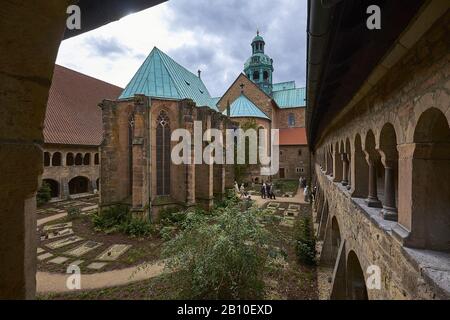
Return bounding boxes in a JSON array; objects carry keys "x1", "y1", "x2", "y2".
[{"x1": 244, "y1": 31, "x2": 274, "y2": 95}]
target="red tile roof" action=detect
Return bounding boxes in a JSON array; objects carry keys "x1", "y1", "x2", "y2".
[
  {"x1": 279, "y1": 127, "x2": 308, "y2": 146},
  {"x1": 44, "y1": 65, "x2": 122, "y2": 146}
]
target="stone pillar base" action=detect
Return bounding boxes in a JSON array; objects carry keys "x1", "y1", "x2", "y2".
[
  {"x1": 382, "y1": 208, "x2": 398, "y2": 221},
  {"x1": 365, "y1": 197, "x2": 382, "y2": 208}
]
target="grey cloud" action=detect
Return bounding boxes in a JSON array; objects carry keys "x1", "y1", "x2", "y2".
[
  {"x1": 163, "y1": 0, "x2": 307, "y2": 96},
  {"x1": 84, "y1": 37, "x2": 133, "y2": 58}
]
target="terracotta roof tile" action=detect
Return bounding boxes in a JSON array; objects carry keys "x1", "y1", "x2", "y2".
[
  {"x1": 279, "y1": 127, "x2": 308, "y2": 146},
  {"x1": 44, "y1": 65, "x2": 122, "y2": 146}
]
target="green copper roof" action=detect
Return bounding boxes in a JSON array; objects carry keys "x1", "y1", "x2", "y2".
[
  {"x1": 252, "y1": 35, "x2": 265, "y2": 43},
  {"x1": 222, "y1": 94, "x2": 269, "y2": 120},
  {"x1": 273, "y1": 81, "x2": 296, "y2": 92},
  {"x1": 119, "y1": 47, "x2": 217, "y2": 111},
  {"x1": 273, "y1": 87, "x2": 306, "y2": 108}
]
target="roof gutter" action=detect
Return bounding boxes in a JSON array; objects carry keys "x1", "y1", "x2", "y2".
[{"x1": 305, "y1": 0, "x2": 342, "y2": 150}]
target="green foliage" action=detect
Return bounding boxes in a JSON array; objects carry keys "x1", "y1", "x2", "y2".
[
  {"x1": 273, "y1": 179, "x2": 299, "y2": 194},
  {"x1": 161, "y1": 202, "x2": 272, "y2": 299},
  {"x1": 294, "y1": 216, "x2": 316, "y2": 265},
  {"x1": 92, "y1": 205, "x2": 155, "y2": 238},
  {"x1": 68, "y1": 207, "x2": 81, "y2": 216},
  {"x1": 37, "y1": 182, "x2": 52, "y2": 206}
]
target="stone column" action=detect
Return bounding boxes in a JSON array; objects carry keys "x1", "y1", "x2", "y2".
[
  {"x1": 341, "y1": 153, "x2": 349, "y2": 186},
  {"x1": 365, "y1": 155, "x2": 382, "y2": 208},
  {"x1": 182, "y1": 100, "x2": 196, "y2": 207},
  {"x1": 0, "y1": 0, "x2": 71, "y2": 299},
  {"x1": 381, "y1": 159, "x2": 398, "y2": 221},
  {"x1": 333, "y1": 149, "x2": 343, "y2": 182}
]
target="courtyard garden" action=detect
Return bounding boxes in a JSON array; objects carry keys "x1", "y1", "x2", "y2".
[{"x1": 37, "y1": 191, "x2": 318, "y2": 300}]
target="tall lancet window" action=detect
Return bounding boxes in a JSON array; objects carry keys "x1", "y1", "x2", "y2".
[{"x1": 156, "y1": 110, "x2": 171, "y2": 195}]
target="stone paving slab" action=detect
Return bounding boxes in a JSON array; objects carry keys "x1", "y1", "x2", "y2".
[
  {"x1": 69, "y1": 260, "x2": 84, "y2": 267},
  {"x1": 38, "y1": 253, "x2": 54, "y2": 261},
  {"x1": 40, "y1": 228, "x2": 74, "y2": 241},
  {"x1": 48, "y1": 256, "x2": 69, "y2": 265},
  {"x1": 96, "y1": 244, "x2": 131, "y2": 261},
  {"x1": 37, "y1": 247, "x2": 45, "y2": 254},
  {"x1": 46, "y1": 236, "x2": 84, "y2": 250},
  {"x1": 65, "y1": 241, "x2": 103, "y2": 257},
  {"x1": 87, "y1": 262, "x2": 108, "y2": 270},
  {"x1": 43, "y1": 222, "x2": 73, "y2": 232}
]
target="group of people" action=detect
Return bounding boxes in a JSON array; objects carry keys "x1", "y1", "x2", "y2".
[{"x1": 260, "y1": 182, "x2": 276, "y2": 200}]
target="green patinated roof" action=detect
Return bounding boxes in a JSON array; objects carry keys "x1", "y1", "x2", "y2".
[
  {"x1": 273, "y1": 87, "x2": 306, "y2": 108},
  {"x1": 273, "y1": 81, "x2": 296, "y2": 92},
  {"x1": 222, "y1": 94, "x2": 269, "y2": 120},
  {"x1": 119, "y1": 47, "x2": 218, "y2": 111},
  {"x1": 252, "y1": 35, "x2": 265, "y2": 43}
]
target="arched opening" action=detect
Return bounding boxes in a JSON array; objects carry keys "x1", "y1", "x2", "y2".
[
  {"x1": 96, "y1": 178, "x2": 100, "y2": 192},
  {"x1": 409, "y1": 108, "x2": 450, "y2": 251},
  {"x1": 288, "y1": 113, "x2": 295, "y2": 127},
  {"x1": 253, "y1": 71, "x2": 260, "y2": 81},
  {"x1": 43, "y1": 179, "x2": 59, "y2": 198},
  {"x1": 68, "y1": 176, "x2": 90, "y2": 195},
  {"x1": 51, "y1": 152, "x2": 62, "y2": 166},
  {"x1": 94, "y1": 153, "x2": 99, "y2": 165},
  {"x1": 318, "y1": 201, "x2": 329, "y2": 240},
  {"x1": 352, "y1": 134, "x2": 368, "y2": 198},
  {"x1": 156, "y1": 110, "x2": 171, "y2": 196},
  {"x1": 379, "y1": 123, "x2": 399, "y2": 221},
  {"x1": 364, "y1": 131, "x2": 383, "y2": 207},
  {"x1": 44, "y1": 152, "x2": 50, "y2": 167},
  {"x1": 74, "y1": 153, "x2": 83, "y2": 166},
  {"x1": 66, "y1": 153, "x2": 74, "y2": 166},
  {"x1": 83, "y1": 153, "x2": 91, "y2": 165},
  {"x1": 331, "y1": 216, "x2": 341, "y2": 263},
  {"x1": 263, "y1": 71, "x2": 269, "y2": 81},
  {"x1": 347, "y1": 251, "x2": 368, "y2": 300}
]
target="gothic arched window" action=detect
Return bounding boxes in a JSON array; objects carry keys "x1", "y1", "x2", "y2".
[{"x1": 156, "y1": 110, "x2": 171, "y2": 195}]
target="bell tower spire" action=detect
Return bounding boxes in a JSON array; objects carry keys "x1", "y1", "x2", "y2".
[{"x1": 244, "y1": 31, "x2": 274, "y2": 95}]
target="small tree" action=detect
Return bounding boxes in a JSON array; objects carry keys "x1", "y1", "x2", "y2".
[
  {"x1": 37, "y1": 182, "x2": 52, "y2": 206},
  {"x1": 295, "y1": 216, "x2": 316, "y2": 265},
  {"x1": 161, "y1": 202, "x2": 271, "y2": 299}
]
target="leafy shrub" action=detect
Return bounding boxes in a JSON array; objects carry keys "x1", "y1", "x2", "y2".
[
  {"x1": 68, "y1": 207, "x2": 81, "y2": 216},
  {"x1": 92, "y1": 205, "x2": 155, "y2": 238},
  {"x1": 294, "y1": 216, "x2": 316, "y2": 265},
  {"x1": 161, "y1": 202, "x2": 272, "y2": 299},
  {"x1": 37, "y1": 182, "x2": 51, "y2": 206}
]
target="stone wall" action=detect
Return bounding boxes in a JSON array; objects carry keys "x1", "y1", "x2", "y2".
[
  {"x1": 276, "y1": 107, "x2": 305, "y2": 128},
  {"x1": 278, "y1": 145, "x2": 309, "y2": 180},
  {"x1": 42, "y1": 145, "x2": 99, "y2": 199}
]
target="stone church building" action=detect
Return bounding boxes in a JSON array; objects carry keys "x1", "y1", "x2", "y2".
[{"x1": 100, "y1": 33, "x2": 308, "y2": 219}]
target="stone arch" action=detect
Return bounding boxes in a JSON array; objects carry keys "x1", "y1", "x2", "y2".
[
  {"x1": 44, "y1": 152, "x2": 50, "y2": 167},
  {"x1": 94, "y1": 153, "x2": 100, "y2": 165},
  {"x1": 345, "y1": 138, "x2": 352, "y2": 189},
  {"x1": 351, "y1": 133, "x2": 368, "y2": 198},
  {"x1": 83, "y1": 153, "x2": 90, "y2": 165},
  {"x1": 346, "y1": 250, "x2": 368, "y2": 300},
  {"x1": 406, "y1": 107, "x2": 450, "y2": 251},
  {"x1": 66, "y1": 153, "x2": 74, "y2": 166},
  {"x1": 318, "y1": 200, "x2": 329, "y2": 240},
  {"x1": 43, "y1": 179, "x2": 59, "y2": 198},
  {"x1": 74, "y1": 153, "x2": 83, "y2": 166},
  {"x1": 68, "y1": 176, "x2": 90, "y2": 195},
  {"x1": 51, "y1": 152, "x2": 62, "y2": 166},
  {"x1": 378, "y1": 123, "x2": 399, "y2": 221}
]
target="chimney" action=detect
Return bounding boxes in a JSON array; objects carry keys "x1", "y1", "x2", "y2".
[
  {"x1": 226, "y1": 100, "x2": 231, "y2": 117},
  {"x1": 198, "y1": 70, "x2": 201, "y2": 79}
]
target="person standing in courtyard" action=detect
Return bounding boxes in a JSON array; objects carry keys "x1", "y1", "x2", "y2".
[{"x1": 261, "y1": 182, "x2": 267, "y2": 199}]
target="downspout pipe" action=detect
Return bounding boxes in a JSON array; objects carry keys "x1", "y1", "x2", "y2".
[{"x1": 306, "y1": 0, "x2": 342, "y2": 149}]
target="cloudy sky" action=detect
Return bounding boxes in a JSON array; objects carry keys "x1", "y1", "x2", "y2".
[{"x1": 56, "y1": 0, "x2": 307, "y2": 97}]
